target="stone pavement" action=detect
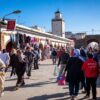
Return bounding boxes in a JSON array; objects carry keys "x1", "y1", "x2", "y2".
[{"x1": 0, "y1": 59, "x2": 100, "y2": 100}]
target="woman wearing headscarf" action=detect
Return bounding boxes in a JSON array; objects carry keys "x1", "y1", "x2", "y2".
[{"x1": 64, "y1": 49, "x2": 84, "y2": 100}]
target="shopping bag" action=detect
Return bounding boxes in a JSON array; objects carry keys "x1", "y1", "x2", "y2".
[
  {"x1": 58, "y1": 75, "x2": 66, "y2": 85},
  {"x1": 53, "y1": 65, "x2": 59, "y2": 76}
]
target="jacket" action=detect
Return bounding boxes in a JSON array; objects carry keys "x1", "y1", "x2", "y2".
[
  {"x1": 24, "y1": 51, "x2": 34, "y2": 63},
  {"x1": 65, "y1": 57, "x2": 83, "y2": 83},
  {"x1": 9, "y1": 54, "x2": 16, "y2": 67},
  {"x1": 51, "y1": 50, "x2": 57, "y2": 57},
  {"x1": 58, "y1": 52, "x2": 69, "y2": 65},
  {"x1": 82, "y1": 58, "x2": 99, "y2": 78}
]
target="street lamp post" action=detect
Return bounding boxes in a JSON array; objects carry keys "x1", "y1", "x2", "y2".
[
  {"x1": 2, "y1": 10, "x2": 21, "y2": 21},
  {"x1": 0, "y1": 10, "x2": 21, "y2": 50},
  {"x1": 0, "y1": 10, "x2": 21, "y2": 26}
]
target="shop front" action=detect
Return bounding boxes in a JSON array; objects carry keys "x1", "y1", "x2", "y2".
[{"x1": 0, "y1": 23, "x2": 74, "y2": 52}]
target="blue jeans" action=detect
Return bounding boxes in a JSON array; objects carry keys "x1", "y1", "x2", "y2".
[{"x1": 69, "y1": 82, "x2": 79, "y2": 96}]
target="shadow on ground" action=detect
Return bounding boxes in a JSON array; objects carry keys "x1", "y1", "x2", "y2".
[
  {"x1": 4, "y1": 86, "x2": 15, "y2": 91},
  {"x1": 39, "y1": 64, "x2": 55, "y2": 66},
  {"x1": 78, "y1": 97, "x2": 100, "y2": 100},
  {"x1": 4, "y1": 81, "x2": 57, "y2": 91},
  {"x1": 27, "y1": 92, "x2": 69, "y2": 100},
  {"x1": 5, "y1": 78, "x2": 17, "y2": 81},
  {"x1": 21, "y1": 81, "x2": 56, "y2": 88},
  {"x1": 27, "y1": 94, "x2": 100, "y2": 100}
]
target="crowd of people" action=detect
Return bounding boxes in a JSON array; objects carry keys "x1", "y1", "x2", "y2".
[
  {"x1": 56, "y1": 47, "x2": 100, "y2": 100},
  {"x1": 0, "y1": 44, "x2": 41, "y2": 96},
  {"x1": 0, "y1": 44, "x2": 100, "y2": 100}
]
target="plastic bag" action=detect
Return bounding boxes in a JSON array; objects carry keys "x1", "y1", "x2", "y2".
[
  {"x1": 58, "y1": 75, "x2": 66, "y2": 85},
  {"x1": 53, "y1": 65, "x2": 59, "y2": 76}
]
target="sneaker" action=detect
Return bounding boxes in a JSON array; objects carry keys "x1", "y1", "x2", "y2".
[
  {"x1": 14, "y1": 86, "x2": 19, "y2": 90},
  {"x1": 16, "y1": 87, "x2": 19, "y2": 90},
  {"x1": 71, "y1": 96, "x2": 75, "y2": 100},
  {"x1": 21, "y1": 82, "x2": 25, "y2": 86}
]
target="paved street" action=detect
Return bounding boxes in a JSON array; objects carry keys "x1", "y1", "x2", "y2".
[{"x1": 1, "y1": 59, "x2": 100, "y2": 100}]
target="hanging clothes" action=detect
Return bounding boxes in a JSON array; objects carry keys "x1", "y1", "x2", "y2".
[
  {"x1": 25, "y1": 36, "x2": 31, "y2": 43},
  {"x1": 19, "y1": 34, "x2": 23, "y2": 44},
  {"x1": 30, "y1": 37, "x2": 34, "y2": 44},
  {"x1": 24, "y1": 34, "x2": 27, "y2": 43},
  {"x1": 10, "y1": 34, "x2": 15, "y2": 48},
  {"x1": 22, "y1": 34, "x2": 25, "y2": 43},
  {"x1": 15, "y1": 33, "x2": 20, "y2": 48}
]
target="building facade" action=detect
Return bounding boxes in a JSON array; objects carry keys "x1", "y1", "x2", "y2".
[
  {"x1": 0, "y1": 21, "x2": 74, "y2": 52},
  {"x1": 65, "y1": 32, "x2": 86, "y2": 40}
]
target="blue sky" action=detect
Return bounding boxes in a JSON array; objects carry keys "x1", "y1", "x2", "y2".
[{"x1": 0, "y1": 0, "x2": 100, "y2": 34}]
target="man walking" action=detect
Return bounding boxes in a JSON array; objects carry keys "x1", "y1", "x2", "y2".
[
  {"x1": 58, "y1": 48, "x2": 69, "y2": 77},
  {"x1": 24, "y1": 47, "x2": 34, "y2": 78}
]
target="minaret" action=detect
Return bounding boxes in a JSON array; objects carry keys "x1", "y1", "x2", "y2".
[{"x1": 52, "y1": 10, "x2": 65, "y2": 38}]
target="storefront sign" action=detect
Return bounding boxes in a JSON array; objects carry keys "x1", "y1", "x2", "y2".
[{"x1": 7, "y1": 20, "x2": 16, "y2": 31}]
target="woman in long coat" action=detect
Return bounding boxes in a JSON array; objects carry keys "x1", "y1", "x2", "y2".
[{"x1": 64, "y1": 49, "x2": 84, "y2": 100}]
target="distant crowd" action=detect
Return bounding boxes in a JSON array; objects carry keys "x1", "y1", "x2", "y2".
[{"x1": 52, "y1": 46, "x2": 100, "y2": 100}]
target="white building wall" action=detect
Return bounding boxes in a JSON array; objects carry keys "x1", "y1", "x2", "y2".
[
  {"x1": 4, "y1": 35, "x2": 10, "y2": 48},
  {"x1": 52, "y1": 21, "x2": 63, "y2": 36},
  {"x1": 62, "y1": 21, "x2": 65, "y2": 34},
  {"x1": 62, "y1": 21, "x2": 65, "y2": 38}
]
